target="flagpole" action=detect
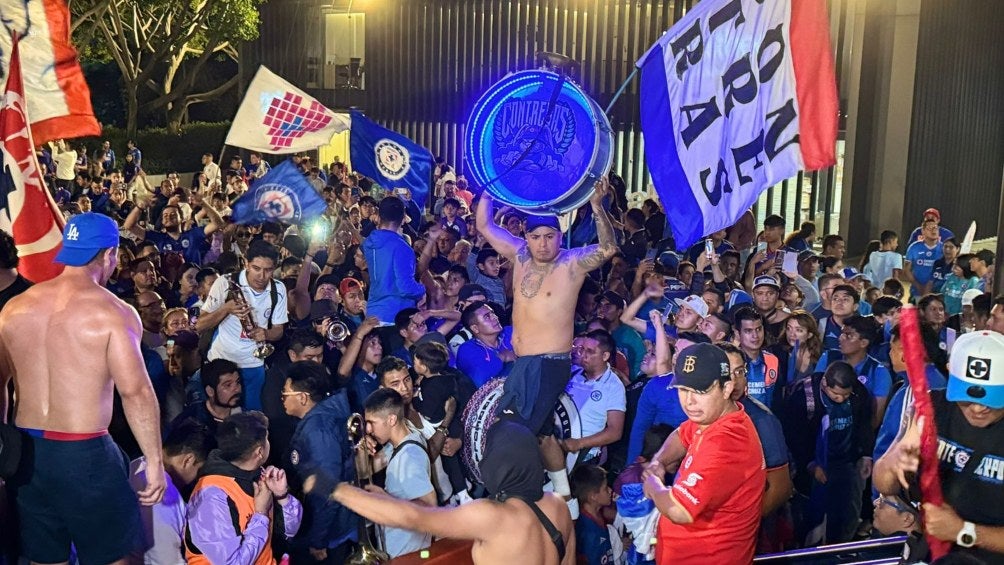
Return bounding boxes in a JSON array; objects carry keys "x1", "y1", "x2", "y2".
[
  {"x1": 218, "y1": 143, "x2": 228, "y2": 167},
  {"x1": 604, "y1": 67, "x2": 639, "y2": 116}
]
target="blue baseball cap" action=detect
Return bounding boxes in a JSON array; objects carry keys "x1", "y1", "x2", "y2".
[
  {"x1": 524, "y1": 214, "x2": 561, "y2": 233},
  {"x1": 657, "y1": 251, "x2": 680, "y2": 271},
  {"x1": 55, "y1": 213, "x2": 120, "y2": 266},
  {"x1": 947, "y1": 331, "x2": 1004, "y2": 409}
]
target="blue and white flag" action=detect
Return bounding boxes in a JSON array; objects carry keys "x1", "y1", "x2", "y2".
[
  {"x1": 350, "y1": 111, "x2": 433, "y2": 209},
  {"x1": 637, "y1": 0, "x2": 838, "y2": 250},
  {"x1": 230, "y1": 159, "x2": 328, "y2": 225}
]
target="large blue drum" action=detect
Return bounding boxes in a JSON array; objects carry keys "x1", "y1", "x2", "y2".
[{"x1": 465, "y1": 70, "x2": 614, "y2": 214}]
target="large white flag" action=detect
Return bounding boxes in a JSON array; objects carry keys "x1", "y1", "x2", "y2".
[
  {"x1": 225, "y1": 66, "x2": 350, "y2": 153},
  {"x1": 636, "y1": 0, "x2": 837, "y2": 250}
]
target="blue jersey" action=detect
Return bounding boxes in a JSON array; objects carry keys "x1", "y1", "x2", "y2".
[
  {"x1": 905, "y1": 240, "x2": 944, "y2": 295},
  {"x1": 575, "y1": 512, "x2": 615, "y2": 565},
  {"x1": 145, "y1": 226, "x2": 208, "y2": 264},
  {"x1": 746, "y1": 351, "x2": 782, "y2": 411},
  {"x1": 741, "y1": 396, "x2": 789, "y2": 470},
  {"x1": 816, "y1": 350, "x2": 893, "y2": 399},
  {"x1": 627, "y1": 374, "x2": 687, "y2": 462}
]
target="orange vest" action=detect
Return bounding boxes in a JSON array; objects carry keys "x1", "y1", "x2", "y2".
[{"x1": 185, "y1": 475, "x2": 275, "y2": 565}]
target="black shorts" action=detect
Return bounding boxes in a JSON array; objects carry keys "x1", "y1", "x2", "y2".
[
  {"x1": 497, "y1": 353, "x2": 571, "y2": 436},
  {"x1": 11, "y1": 430, "x2": 143, "y2": 564}
]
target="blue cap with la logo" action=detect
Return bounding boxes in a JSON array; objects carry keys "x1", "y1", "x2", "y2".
[{"x1": 55, "y1": 212, "x2": 121, "y2": 266}]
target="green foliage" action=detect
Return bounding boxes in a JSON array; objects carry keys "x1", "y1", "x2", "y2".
[
  {"x1": 71, "y1": 0, "x2": 267, "y2": 135},
  {"x1": 78, "y1": 122, "x2": 231, "y2": 174}
]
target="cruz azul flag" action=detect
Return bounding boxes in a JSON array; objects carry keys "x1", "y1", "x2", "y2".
[
  {"x1": 350, "y1": 111, "x2": 433, "y2": 209},
  {"x1": 226, "y1": 66, "x2": 350, "y2": 153},
  {"x1": 230, "y1": 159, "x2": 328, "y2": 225},
  {"x1": 0, "y1": 1, "x2": 100, "y2": 144},
  {"x1": 0, "y1": 34, "x2": 65, "y2": 282},
  {"x1": 638, "y1": 0, "x2": 837, "y2": 250}
]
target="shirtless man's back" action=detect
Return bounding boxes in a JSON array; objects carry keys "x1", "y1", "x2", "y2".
[
  {"x1": 477, "y1": 180, "x2": 618, "y2": 435},
  {"x1": 467, "y1": 494, "x2": 574, "y2": 565},
  {"x1": 0, "y1": 213, "x2": 164, "y2": 565},
  {"x1": 333, "y1": 419, "x2": 575, "y2": 564}
]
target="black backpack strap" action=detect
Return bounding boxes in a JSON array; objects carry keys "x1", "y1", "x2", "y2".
[
  {"x1": 524, "y1": 499, "x2": 566, "y2": 561},
  {"x1": 267, "y1": 279, "x2": 277, "y2": 329},
  {"x1": 390, "y1": 439, "x2": 427, "y2": 462}
]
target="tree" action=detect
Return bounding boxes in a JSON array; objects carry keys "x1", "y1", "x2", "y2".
[{"x1": 70, "y1": 0, "x2": 264, "y2": 136}]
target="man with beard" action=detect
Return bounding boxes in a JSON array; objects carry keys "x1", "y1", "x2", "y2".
[
  {"x1": 171, "y1": 359, "x2": 244, "y2": 439},
  {"x1": 124, "y1": 199, "x2": 225, "y2": 264},
  {"x1": 751, "y1": 276, "x2": 790, "y2": 344}
]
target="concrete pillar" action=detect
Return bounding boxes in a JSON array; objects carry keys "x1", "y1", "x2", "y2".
[{"x1": 841, "y1": 0, "x2": 921, "y2": 254}]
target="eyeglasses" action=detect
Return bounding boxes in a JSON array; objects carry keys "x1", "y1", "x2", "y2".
[
  {"x1": 281, "y1": 390, "x2": 305, "y2": 399},
  {"x1": 873, "y1": 495, "x2": 914, "y2": 514},
  {"x1": 731, "y1": 366, "x2": 749, "y2": 378}
]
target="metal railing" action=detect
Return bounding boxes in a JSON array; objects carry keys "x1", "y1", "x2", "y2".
[{"x1": 754, "y1": 535, "x2": 908, "y2": 564}]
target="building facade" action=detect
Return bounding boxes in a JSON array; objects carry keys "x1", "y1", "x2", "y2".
[{"x1": 243, "y1": 0, "x2": 1004, "y2": 253}]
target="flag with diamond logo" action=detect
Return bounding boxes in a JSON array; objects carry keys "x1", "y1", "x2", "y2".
[{"x1": 225, "y1": 66, "x2": 350, "y2": 153}]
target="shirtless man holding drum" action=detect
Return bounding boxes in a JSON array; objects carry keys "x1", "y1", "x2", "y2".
[{"x1": 477, "y1": 176, "x2": 618, "y2": 488}]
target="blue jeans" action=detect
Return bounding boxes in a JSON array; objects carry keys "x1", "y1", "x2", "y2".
[{"x1": 240, "y1": 365, "x2": 266, "y2": 411}]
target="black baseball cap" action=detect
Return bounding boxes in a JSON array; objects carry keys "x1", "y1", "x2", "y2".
[
  {"x1": 524, "y1": 214, "x2": 561, "y2": 233},
  {"x1": 672, "y1": 343, "x2": 731, "y2": 393},
  {"x1": 459, "y1": 284, "x2": 488, "y2": 301},
  {"x1": 309, "y1": 299, "x2": 337, "y2": 322},
  {"x1": 599, "y1": 290, "x2": 626, "y2": 310}
]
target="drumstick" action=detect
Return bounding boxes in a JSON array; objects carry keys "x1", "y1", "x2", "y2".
[{"x1": 899, "y1": 306, "x2": 950, "y2": 560}]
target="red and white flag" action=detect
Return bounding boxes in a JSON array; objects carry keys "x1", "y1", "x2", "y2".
[
  {"x1": 0, "y1": 35, "x2": 65, "y2": 283},
  {"x1": 0, "y1": 0, "x2": 100, "y2": 143},
  {"x1": 225, "y1": 66, "x2": 350, "y2": 154}
]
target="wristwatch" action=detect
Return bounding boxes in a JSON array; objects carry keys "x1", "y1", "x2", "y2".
[{"x1": 957, "y1": 521, "x2": 977, "y2": 548}]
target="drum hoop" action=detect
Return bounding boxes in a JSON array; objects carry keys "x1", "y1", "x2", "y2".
[{"x1": 465, "y1": 69, "x2": 614, "y2": 215}]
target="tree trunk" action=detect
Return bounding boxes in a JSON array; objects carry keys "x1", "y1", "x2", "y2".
[
  {"x1": 125, "y1": 81, "x2": 139, "y2": 138},
  {"x1": 166, "y1": 100, "x2": 185, "y2": 135}
]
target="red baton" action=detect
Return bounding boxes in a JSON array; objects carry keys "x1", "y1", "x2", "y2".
[{"x1": 899, "y1": 305, "x2": 950, "y2": 559}]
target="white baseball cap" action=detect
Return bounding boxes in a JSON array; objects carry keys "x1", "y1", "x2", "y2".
[
  {"x1": 947, "y1": 331, "x2": 1004, "y2": 409},
  {"x1": 961, "y1": 289, "x2": 984, "y2": 308},
  {"x1": 674, "y1": 295, "x2": 710, "y2": 319}
]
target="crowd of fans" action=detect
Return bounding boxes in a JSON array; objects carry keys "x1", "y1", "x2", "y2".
[{"x1": 1, "y1": 139, "x2": 1002, "y2": 565}]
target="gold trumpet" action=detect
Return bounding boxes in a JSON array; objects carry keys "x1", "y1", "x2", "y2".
[
  {"x1": 346, "y1": 413, "x2": 390, "y2": 564},
  {"x1": 225, "y1": 276, "x2": 275, "y2": 359}
]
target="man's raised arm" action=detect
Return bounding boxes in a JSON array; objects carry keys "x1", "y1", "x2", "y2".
[{"x1": 476, "y1": 193, "x2": 522, "y2": 259}]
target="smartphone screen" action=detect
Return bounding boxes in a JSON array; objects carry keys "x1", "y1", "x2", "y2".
[{"x1": 756, "y1": 241, "x2": 768, "y2": 254}]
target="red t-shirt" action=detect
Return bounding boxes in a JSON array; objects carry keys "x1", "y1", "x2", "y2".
[{"x1": 655, "y1": 403, "x2": 766, "y2": 565}]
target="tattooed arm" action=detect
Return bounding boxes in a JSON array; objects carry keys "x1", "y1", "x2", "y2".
[{"x1": 570, "y1": 176, "x2": 619, "y2": 274}]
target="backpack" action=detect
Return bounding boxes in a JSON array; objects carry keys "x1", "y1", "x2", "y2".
[{"x1": 197, "y1": 274, "x2": 278, "y2": 357}]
